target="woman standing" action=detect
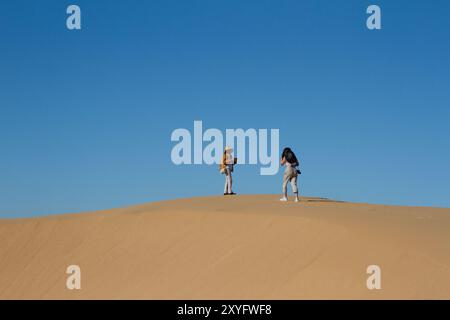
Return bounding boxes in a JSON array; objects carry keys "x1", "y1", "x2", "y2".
[
  {"x1": 280, "y1": 147, "x2": 300, "y2": 202},
  {"x1": 221, "y1": 146, "x2": 236, "y2": 195}
]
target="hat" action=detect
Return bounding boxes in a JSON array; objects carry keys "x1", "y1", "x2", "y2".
[{"x1": 224, "y1": 146, "x2": 233, "y2": 153}]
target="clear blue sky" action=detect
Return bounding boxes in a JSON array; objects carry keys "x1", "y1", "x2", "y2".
[{"x1": 1, "y1": 0, "x2": 449, "y2": 217}]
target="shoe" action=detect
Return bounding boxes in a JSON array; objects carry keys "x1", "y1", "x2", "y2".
[
  {"x1": 224, "y1": 193, "x2": 229, "y2": 195},
  {"x1": 295, "y1": 198, "x2": 299, "y2": 202},
  {"x1": 280, "y1": 197, "x2": 288, "y2": 202},
  {"x1": 229, "y1": 192, "x2": 236, "y2": 195}
]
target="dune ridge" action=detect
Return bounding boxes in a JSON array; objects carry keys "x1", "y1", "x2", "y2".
[{"x1": 1, "y1": 195, "x2": 450, "y2": 299}]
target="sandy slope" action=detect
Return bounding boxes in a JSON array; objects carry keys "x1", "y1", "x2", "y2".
[{"x1": 0, "y1": 195, "x2": 450, "y2": 299}]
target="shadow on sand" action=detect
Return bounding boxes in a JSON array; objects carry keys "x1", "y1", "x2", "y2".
[{"x1": 304, "y1": 198, "x2": 347, "y2": 204}]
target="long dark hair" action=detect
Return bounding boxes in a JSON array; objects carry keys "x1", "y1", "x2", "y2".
[{"x1": 282, "y1": 147, "x2": 299, "y2": 165}]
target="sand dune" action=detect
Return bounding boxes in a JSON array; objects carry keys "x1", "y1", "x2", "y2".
[{"x1": 1, "y1": 195, "x2": 450, "y2": 299}]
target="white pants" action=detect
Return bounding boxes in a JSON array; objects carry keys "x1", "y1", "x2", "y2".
[
  {"x1": 282, "y1": 166, "x2": 298, "y2": 196},
  {"x1": 224, "y1": 166, "x2": 233, "y2": 194}
]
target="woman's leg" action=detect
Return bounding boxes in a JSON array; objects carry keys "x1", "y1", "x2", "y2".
[
  {"x1": 224, "y1": 168, "x2": 229, "y2": 194},
  {"x1": 224, "y1": 167, "x2": 233, "y2": 194},
  {"x1": 281, "y1": 170, "x2": 290, "y2": 200},
  {"x1": 290, "y1": 175, "x2": 299, "y2": 201}
]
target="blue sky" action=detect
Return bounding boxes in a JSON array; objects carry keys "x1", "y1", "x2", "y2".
[{"x1": 1, "y1": 0, "x2": 449, "y2": 217}]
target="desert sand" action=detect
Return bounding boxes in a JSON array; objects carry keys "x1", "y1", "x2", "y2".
[{"x1": 1, "y1": 195, "x2": 450, "y2": 300}]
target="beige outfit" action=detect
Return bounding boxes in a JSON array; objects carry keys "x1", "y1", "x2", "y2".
[
  {"x1": 224, "y1": 153, "x2": 234, "y2": 194},
  {"x1": 282, "y1": 162, "x2": 298, "y2": 196}
]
